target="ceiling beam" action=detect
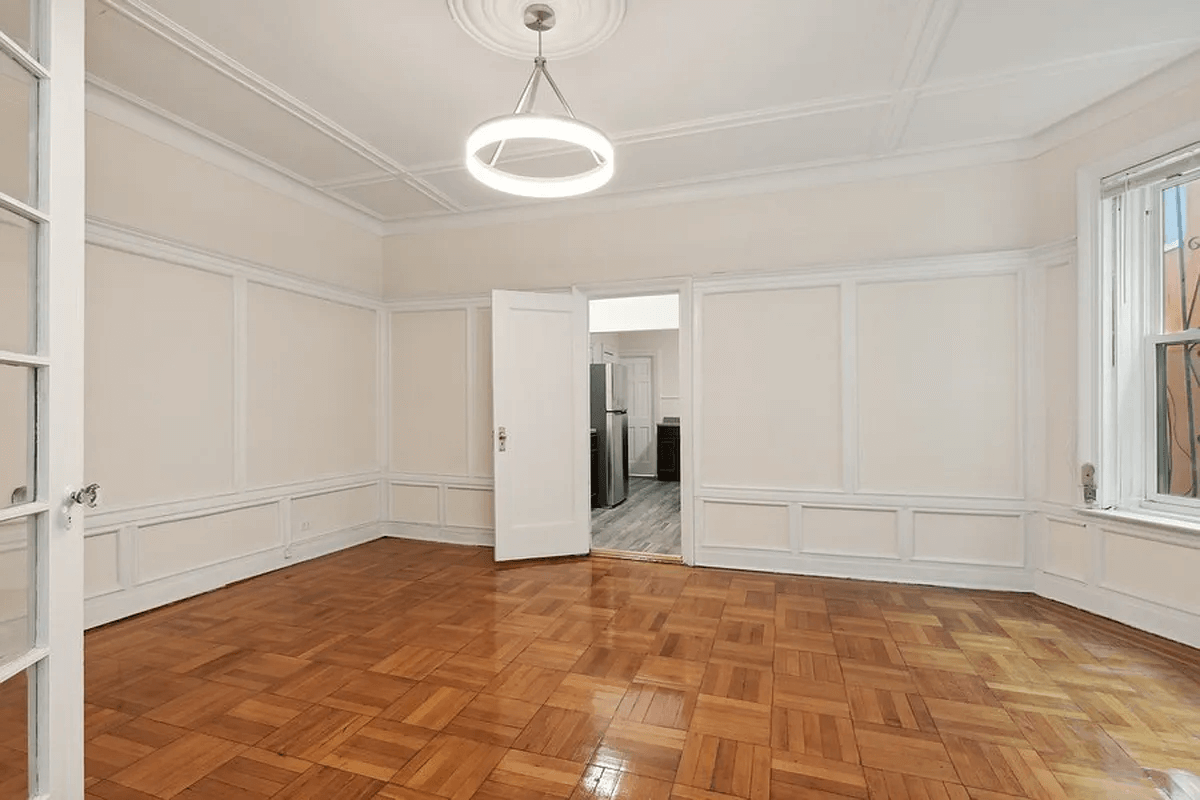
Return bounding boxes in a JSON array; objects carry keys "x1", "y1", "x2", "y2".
[{"x1": 872, "y1": 0, "x2": 961, "y2": 154}]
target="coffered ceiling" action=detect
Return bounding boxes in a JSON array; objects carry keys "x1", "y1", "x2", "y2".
[{"x1": 79, "y1": 0, "x2": 1200, "y2": 230}]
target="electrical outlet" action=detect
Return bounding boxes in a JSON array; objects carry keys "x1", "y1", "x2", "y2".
[
  {"x1": 1081, "y1": 463, "x2": 1097, "y2": 504},
  {"x1": 300, "y1": 521, "x2": 311, "y2": 532}
]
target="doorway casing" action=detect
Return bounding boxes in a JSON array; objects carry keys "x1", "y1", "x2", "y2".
[{"x1": 579, "y1": 278, "x2": 694, "y2": 565}]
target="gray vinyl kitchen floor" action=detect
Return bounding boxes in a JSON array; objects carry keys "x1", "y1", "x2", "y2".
[{"x1": 591, "y1": 476, "x2": 681, "y2": 555}]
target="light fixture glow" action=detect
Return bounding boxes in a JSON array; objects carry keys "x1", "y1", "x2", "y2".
[
  {"x1": 466, "y1": 114, "x2": 614, "y2": 199},
  {"x1": 464, "y1": 3, "x2": 614, "y2": 199}
]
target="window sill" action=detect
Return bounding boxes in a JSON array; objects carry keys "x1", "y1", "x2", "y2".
[{"x1": 1077, "y1": 505, "x2": 1200, "y2": 537}]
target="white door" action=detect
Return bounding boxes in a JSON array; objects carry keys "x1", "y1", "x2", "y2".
[
  {"x1": 492, "y1": 289, "x2": 589, "y2": 561},
  {"x1": 0, "y1": 0, "x2": 87, "y2": 796},
  {"x1": 621, "y1": 356, "x2": 654, "y2": 476}
]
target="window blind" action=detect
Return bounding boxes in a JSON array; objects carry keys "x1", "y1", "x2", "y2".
[{"x1": 1101, "y1": 140, "x2": 1200, "y2": 199}]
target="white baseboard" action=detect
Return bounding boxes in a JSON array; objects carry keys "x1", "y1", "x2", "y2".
[
  {"x1": 695, "y1": 547, "x2": 1034, "y2": 592},
  {"x1": 1034, "y1": 571, "x2": 1200, "y2": 650},
  {"x1": 382, "y1": 521, "x2": 495, "y2": 548},
  {"x1": 84, "y1": 523, "x2": 382, "y2": 629}
]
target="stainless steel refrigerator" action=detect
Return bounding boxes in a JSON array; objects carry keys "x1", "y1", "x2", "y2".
[{"x1": 590, "y1": 363, "x2": 629, "y2": 507}]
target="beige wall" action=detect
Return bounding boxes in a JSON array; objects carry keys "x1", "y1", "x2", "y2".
[
  {"x1": 383, "y1": 160, "x2": 1035, "y2": 298},
  {"x1": 1033, "y1": 74, "x2": 1200, "y2": 647},
  {"x1": 388, "y1": 305, "x2": 495, "y2": 538},
  {"x1": 88, "y1": 114, "x2": 383, "y2": 294},
  {"x1": 73, "y1": 110, "x2": 385, "y2": 626},
  {"x1": 616, "y1": 329, "x2": 680, "y2": 417}
]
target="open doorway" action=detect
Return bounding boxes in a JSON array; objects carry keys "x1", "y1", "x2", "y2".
[{"x1": 587, "y1": 294, "x2": 682, "y2": 559}]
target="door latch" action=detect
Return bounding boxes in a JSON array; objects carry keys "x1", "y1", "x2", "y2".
[
  {"x1": 1081, "y1": 464, "x2": 1096, "y2": 505},
  {"x1": 497, "y1": 427, "x2": 507, "y2": 452}
]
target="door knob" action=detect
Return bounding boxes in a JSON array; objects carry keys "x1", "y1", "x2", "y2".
[
  {"x1": 69, "y1": 483, "x2": 101, "y2": 509},
  {"x1": 498, "y1": 427, "x2": 507, "y2": 452}
]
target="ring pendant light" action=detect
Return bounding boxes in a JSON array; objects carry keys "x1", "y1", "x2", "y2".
[{"x1": 465, "y1": 3, "x2": 614, "y2": 199}]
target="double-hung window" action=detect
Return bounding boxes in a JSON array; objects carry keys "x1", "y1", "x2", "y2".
[{"x1": 1099, "y1": 142, "x2": 1200, "y2": 516}]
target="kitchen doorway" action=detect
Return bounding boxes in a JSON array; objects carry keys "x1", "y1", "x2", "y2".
[{"x1": 587, "y1": 293, "x2": 683, "y2": 560}]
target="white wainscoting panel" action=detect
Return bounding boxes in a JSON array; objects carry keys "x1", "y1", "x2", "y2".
[
  {"x1": 391, "y1": 483, "x2": 441, "y2": 525},
  {"x1": 473, "y1": 308, "x2": 495, "y2": 478},
  {"x1": 858, "y1": 273, "x2": 1021, "y2": 497},
  {"x1": 700, "y1": 286, "x2": 843, "y2": 490},
  {"x1": 1102, "y1": 530, "x2": 1200, "y2": 614},
  {"x1": 802, "y1": 506, "x2": 899, "y2": 558},
  {"x1": 247, "y1": 284, "x2": 378, "y2": 486},
  {"x1": 137, "y1": 503, "x2": 280, "y2": 583},
  {"x1": 702, "y1": 501, "x2": 790, "y2": 551},
  {"x1": 391, "y1": 309, "x2": 470, "y2": 476},
  {"x1": 446, "y1": 487, "x2": 495, "y2": 530},
  {"x1": 85, "y1": 245, "x2": 235, "y2": 508},
  {"x1": 912, "y1": 511, "x2": 1024, "y2": 566},
  {"x1": 291, "y1": 485, "x2": 378, "y2": 542},
  {"x1": 1044, "y1": 517, "x2": 1089, "y2": 582},
  {"x1": 84, "y1": 532, "x2": 122, "y2": 598}
]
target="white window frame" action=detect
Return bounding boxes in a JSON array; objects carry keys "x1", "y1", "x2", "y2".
[{"x1": 1080, "y1": 124, "x2": 1200, "y2": 529}]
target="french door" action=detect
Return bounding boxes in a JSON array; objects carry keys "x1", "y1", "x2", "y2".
[{"x1": 0, "y1": 0, "x2": 87, "y2": 797}]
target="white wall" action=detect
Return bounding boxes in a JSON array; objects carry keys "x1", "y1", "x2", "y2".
[
  {"x1": 1030, "y1": 76, "x2": 1200, "y2": 647},
  {"x1": 75, "y1": 111, "x2": 386, "y2": 626},
  {"x1": 386, "y1": 302, "x2": 495, "y2": 545},
  {"x1": 383, "y1": 160, "x2": 1036, "y2": 298},
  {"x1": 88, "y1": 113, "x2": 383, "y2": 295},
  {"x1": 615, "y1": 329, "x2": 680, "y2": 421}
]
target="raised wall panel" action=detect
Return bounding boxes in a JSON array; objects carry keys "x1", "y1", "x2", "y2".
[
  {"x1": 291, "y1": 486, "x2": 378, "y2": 542},
  {"x1": 858, "y1": 274, "x2": 1020, "y2": 497},
  {"x1": 802, "y1": 507, "x2": 897, "y2": 558},
  {"x1": 1103, "y1": 532, "x2": 1200, "y2": 614},
  {"x1": 703, "y1": 501, "x2": 789, "y2": 551},
  {"x1": 700, "y1": 287, "x2": 842, "y2": 490},
  {"x1": 1044, "y1": 264, "x2": 1078, "y2": 506},
  {"x1": 138, "y1": 504, "x2": 280, "y2": 583},
  {"x1": 85, "y1": 533, "x2": 121, "y2": 598},
  {"x1": 912, "y1": 512, "x2": 1024, "y2": 566},
  {"x1": 247, "y1": 284, "x2": 378, "y2": 486},
  {"x1": 391, "y1": 309, "x2": 469, "y2": 476},
  {"x1": 1045, "y1": 519, "x2": 1089, "y2": 582},
  {"x1": 473, "y1": 308, "x2": 494, "y2": 478},
  {"x1": 445, "y1": 487, "x2": 494, "y2": 530},
  {"x1": 86, "y1": 246, "x2": 235, "y2": 507},
  {"x1": 391, "y1": 484, "x2": 440, "y2": 525}
]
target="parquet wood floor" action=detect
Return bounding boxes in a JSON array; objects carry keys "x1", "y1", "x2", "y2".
[{"x1": 2, "y1": 538, "x2": 1199, "y2": 799}]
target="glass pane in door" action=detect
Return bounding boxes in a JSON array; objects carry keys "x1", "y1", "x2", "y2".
[
  {"x1": 0, "y1": 205, "x2": 34, "y2": 354},
  {"x1": 0, "y1": 0, "x2": 33, "y2": 53},
  {"x1": 0, "y1": 517, "x2": 33, "y2": 661},
  {"x1": 0, "y1": 666, "x2": 28, "y2": 797},
  {"x1": 0, "y1": 365, "x2": 33, "y2": 508},
  {"x1": 0, "y1": 50, "x2": 35, "y2": 207}
]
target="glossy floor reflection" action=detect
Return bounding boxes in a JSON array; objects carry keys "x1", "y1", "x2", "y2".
[{"x1": 0, "y1": 538, "x2": 1198, "y2": 799}]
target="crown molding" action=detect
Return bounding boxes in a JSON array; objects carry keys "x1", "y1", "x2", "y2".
[
  {"x1": 1030, "y1": 46, "x2": 1200, "y2": 158},
  {"x1": 99, "y1": 0, "x2": 460, "y2": 211},
  {"x1": 86, "y1": 0, "x2": 1200, "y2": 239},
  {"x1": 85, "y1": 79, "x2": 388, "y2": 236},
  {"x1": 381, "y1": 137, "x2": 1033, "y2": 236}
]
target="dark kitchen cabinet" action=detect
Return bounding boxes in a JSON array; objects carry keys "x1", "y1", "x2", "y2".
[{"x1": 657, "y1": 423, "x2": 680, "y2": 482}]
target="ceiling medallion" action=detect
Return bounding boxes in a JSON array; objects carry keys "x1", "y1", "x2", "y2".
[
  {"x1": 464, "y1": 3, "x2": 615, "y2": 199},
  {"x1": 448, "y1": 0, "x2": 626, "y2": 61}
]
